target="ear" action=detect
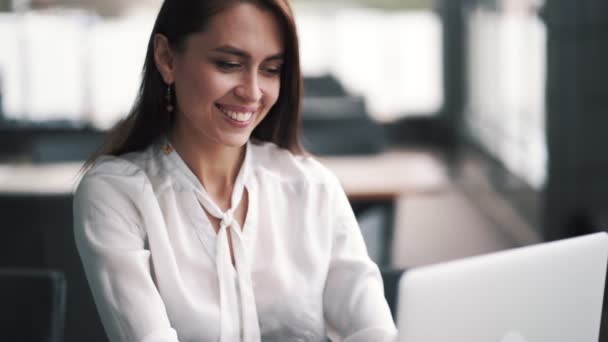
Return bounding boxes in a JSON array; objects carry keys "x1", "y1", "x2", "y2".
[{"x1": 153, "y1": 33, "x2": 176, "y2": 84}]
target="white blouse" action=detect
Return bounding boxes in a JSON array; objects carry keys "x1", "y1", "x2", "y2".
[{"x1": 73, "y1": 138, "x2": 397, "y2": 342}]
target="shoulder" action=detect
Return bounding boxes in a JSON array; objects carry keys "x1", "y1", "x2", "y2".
[
  {"x1": 75, "y1": 146, "x2": 159, "y2": 205},
  {"x1": 74, "y1": 151, "x2": 157, "y2": 234},
  {"x1": 249, "y1": 141, "x2": 339, "y2": 188},
  {"x1": 73, "y1": 152, "x2": 156, "y2": 242},
  {"x1": 78, "y1": 155, "x2": 145, "y2": 191}
]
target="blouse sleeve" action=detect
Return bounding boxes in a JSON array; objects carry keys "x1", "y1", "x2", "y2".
[
  {"x1": 322, "y1": 174, "x2": 398, "y2": 342},
  {"x1": 73, "y1": 159, "x2": 179, "y2": 342}
]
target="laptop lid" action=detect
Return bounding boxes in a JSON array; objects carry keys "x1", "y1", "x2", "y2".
[{"x1": 397, "y1": 232, "x2": 608, "y2": 342}]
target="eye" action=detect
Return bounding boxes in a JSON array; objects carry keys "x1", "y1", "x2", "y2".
[
  {"x1": 262, "y1": 64, "x2": 282, "y2": 76},
  {"x1": 215, "y1": 61, "x2": 241, "y2": 71}
]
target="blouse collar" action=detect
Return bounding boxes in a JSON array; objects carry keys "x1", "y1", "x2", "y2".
[{"x1": 161, "y1": 137, "x2": 253, "y2": 200}]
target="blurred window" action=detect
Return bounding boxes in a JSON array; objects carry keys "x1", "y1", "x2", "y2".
[
  {"x1": 464, "y1": 0, "x2": 547, "y2": 189},
  {"x1": 0, "y1": 7, "x2": 155, "y2": 129},
  {"x1": 0, "y1": 0, "x2": 442, "y2": 128},
  {"x1": 295, "y1": 1, "x2": 443, "y2": 121}
]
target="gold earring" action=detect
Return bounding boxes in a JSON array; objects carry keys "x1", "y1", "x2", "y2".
[{"x1": 166, "y1": 84, "x2": 174, "y2": 113}]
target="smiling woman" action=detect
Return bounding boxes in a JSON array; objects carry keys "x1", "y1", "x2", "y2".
[
  {"x1": 154, "y1": 3, "x2": 285, "y2": 153},
  {"x1": 86, "y1": 0, "x2": 302, "y2": 160},
  {"x1": 74, "y1": 1, "x2": 397, "y2": 342}
]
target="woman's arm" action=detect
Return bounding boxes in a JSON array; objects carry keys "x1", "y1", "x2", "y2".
[
  {"x1": 322, "y1": 175, "x2": 397, "y2": 342},
  {"x1": 73, "y1": 160, "x2": 179, "y2": 342}
]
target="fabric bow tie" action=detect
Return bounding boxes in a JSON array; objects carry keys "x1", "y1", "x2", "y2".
[{"x1": 194, "y1": 182, "x2": 260, "y2": 342}]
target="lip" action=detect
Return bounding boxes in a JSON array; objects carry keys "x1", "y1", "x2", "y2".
[
  {"x1": 215, "y1": 103, "x2": 259, "y2": 113},
  {"x1": 215, "y1": 103, "x2": 256, "y2": 128}
]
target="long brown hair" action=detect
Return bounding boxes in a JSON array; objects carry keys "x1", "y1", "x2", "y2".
[{"x1": 85, "y1": 0, "x2": 303, "y2": 168}]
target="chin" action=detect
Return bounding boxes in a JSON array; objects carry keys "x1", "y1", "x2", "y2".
[{"x1": 220, "y1": 134, "x2": 252, "y2": 148}]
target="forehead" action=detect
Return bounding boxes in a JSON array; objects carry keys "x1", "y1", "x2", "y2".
[{"x1": 188, "y1": 3, "x2": 284, "y2": 57}]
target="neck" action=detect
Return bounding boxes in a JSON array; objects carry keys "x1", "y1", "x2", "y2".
[{"x1": 169, "y1": 125, "x2": 246, "y2": 204}]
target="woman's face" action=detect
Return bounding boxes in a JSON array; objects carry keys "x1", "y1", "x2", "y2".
[{"x1": 161, "y1": 3, "x2": 284, "y2": 149}]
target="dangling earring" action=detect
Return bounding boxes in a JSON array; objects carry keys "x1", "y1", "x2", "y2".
[{"x1": 166, "y1": 83, "x2": 174, "y2": 113}]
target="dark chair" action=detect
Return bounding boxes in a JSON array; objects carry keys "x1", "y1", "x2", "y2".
[
  {"x1": 0, "y1": 194, "x2": 111, "y2": 342},
  {"x1": 0, "y1": 269, "x2": 67, "y2": 342},
  {"x1": 303, "y1": 74, "x2": 347, "y2": 97},
  {"x1": 380, "y1": 267, "x2": 406, "y2": 322},
  {"x1": 301, "y1": 96, "x2": 387, "y2": 155}
]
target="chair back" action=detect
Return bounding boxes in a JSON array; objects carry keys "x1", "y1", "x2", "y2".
[
  {"x1": 0, "y1": 269, "x2": 67, "y2": 342},
  {"x1": 381, "y1": 267, "x2": 406, "y2": 322}
]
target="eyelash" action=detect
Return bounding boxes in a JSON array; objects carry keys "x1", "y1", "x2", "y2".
[
  {"x1": 215, "y1": 61, "x2": 282, "y2": 76},
  {"x1": 216, "y1": 61, "x2": 241, "y2": 71},
  {"x1": 263, "y1": 66, "x2": 282, "y2": 76}
]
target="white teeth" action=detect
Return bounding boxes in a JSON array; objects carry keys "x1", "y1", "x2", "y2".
[{"x1": 218, "y1": 106, "x2": 254, "y2": 122}]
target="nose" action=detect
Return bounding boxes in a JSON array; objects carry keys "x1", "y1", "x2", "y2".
[{"x1": 235, "y1": 72, "x2": 263, "y2": 103}]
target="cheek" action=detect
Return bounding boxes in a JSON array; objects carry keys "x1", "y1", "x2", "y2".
[
  {"x1": 175, "y1": 68, "x2": 233, "y2": 109},
  {"x1": 262, "y1": 79, "x2": 281, "y2": 108}
]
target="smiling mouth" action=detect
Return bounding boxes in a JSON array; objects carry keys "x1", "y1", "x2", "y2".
[{"x1": 215, "y1": 104, "x2": 255, "y2": 123}]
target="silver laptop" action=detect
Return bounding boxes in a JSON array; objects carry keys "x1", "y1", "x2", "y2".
[{"x1": 397, "y1": 232, "x2": 608, "y2": 342}]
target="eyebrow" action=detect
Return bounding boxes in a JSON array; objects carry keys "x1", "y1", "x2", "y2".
[{"x1": 211, "y1": 45, "x2": 284, "y2": 61}]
